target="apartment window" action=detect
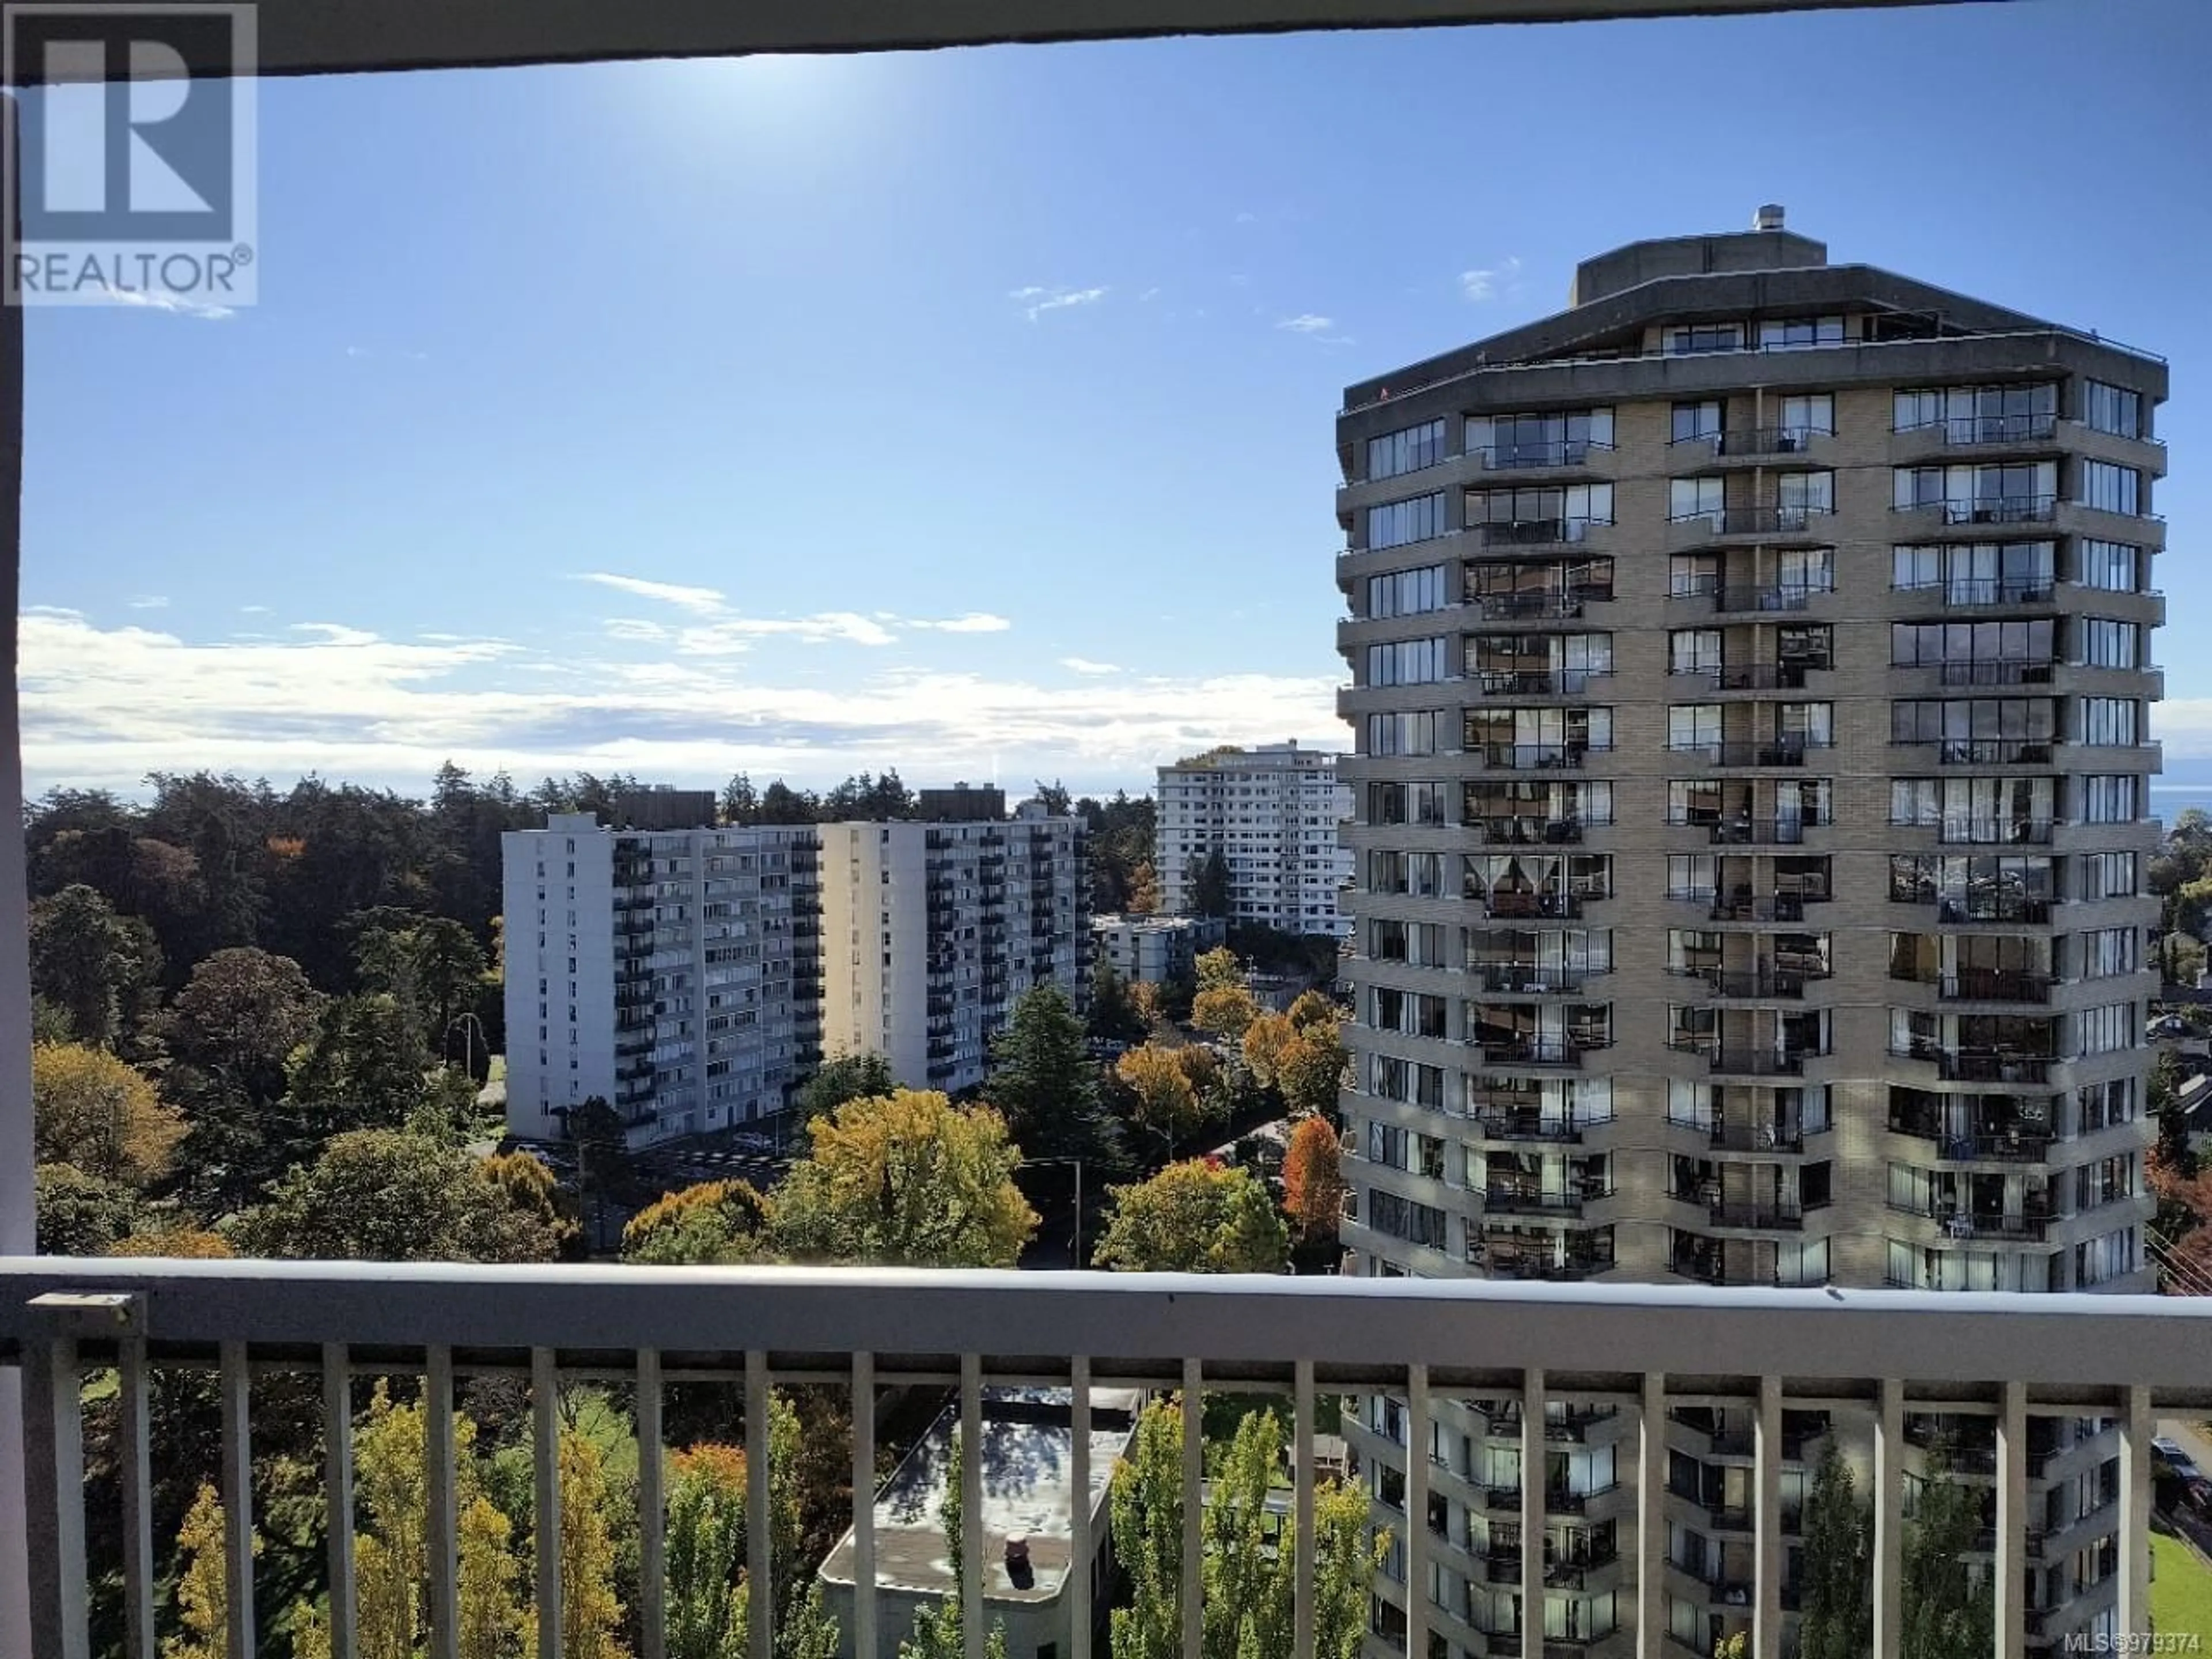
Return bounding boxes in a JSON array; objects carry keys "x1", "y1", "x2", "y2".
[
  {"x1": 2077, "y1": 776, "x2": 2140, "y2": 824},
  {"x1": 1891, "y1": 619, "x2": 2052, "y2": 669},
  {"x1": 2078, "y1": 928, "x2": 2138, "y2": 979},
  {"x1": 1367, "y1": 493, "x2": 1446, "y2": 550},
  {"x1": 2078, "y1": 698, "x2": 2141, "y2": 746},
  {"x1": 1891, "y1": 541, "x2": 2054, "y2": 602},
  {"x1": 2079, "y1": 1076, "x2": 2138, "y2": 1131},
  {"x1": 1666, "y1": 705, "x2": 1722, "y2": 751},
  {"x1": 2083, "y1": 380, "x2": 2143, "y2": 439},
  {"x1": 1665, "y1": 323, "x2": 1744, "y2": 355},
  {"x1": 1890, "y1": 697, "x2": 2056, "y2": 747},
  {"x1": 1666, "y1": 855, "x2": 1717, "y2": 902},
  {"x1": 2076, "y1": 1003, "x2": 2137, "y2": 1058},
  {"x1": 2081, "y1": 461, "x2": 2144, "y2": 517},
  {"x1": 1776, "y1": 470, "x2": 1835, "y2": 513},
  {"x1": 1889, "y1": 775, "x2": 2051, "y2": 832},
  {"x1": 1467, "y1": 407, "x2": 1615, "y2": 463},
  {"x1": 1893, "y1": 382, "x2": 2056, "y2": 438},
  {"x1": 2078, "y1": 539, "x2": 2142, "y2": 593},
  {"x1": 1368, "y1": 565, "x2": 1447, "y2": 618},
  {"x1": 2077, "y1": 617, "x2": 2142, "y2": 670},
  {"x1": 1369, "y1": 419, "x2": 1447, "y2": 480},
  {"x1": 2078, "y1": 851, "x2": 2139, "y2": 900},
  {"x1": 1368, "y1": 637, "x2": 1448, "y2": 686},
  {"x1": 1668, "y1": 630, "x2": 1722, "y2": 675},
  {"x1": 1893, "y1": 461, "x2": 2056, "y2": 517},
  {"x1": 1668, "y1": 477, "x2": 1724, "y2": 522},
  {"x1": 2077, "y1": 1154, "x2": 2138, "y2": 1210},
  {"x1": 2075, "y1": 1226, "x2": 2139, "y2": 1287},
  {"x1": 1778, "y1": 393, "x2": 1834, "y2": 436},
  {"x1": 1369, "y1": 710, "x2": 1441, "y2": 757},
  {"x1": 1758, "y1": 316, "x2": 1843, "y2": 350},
  {"x1": 1670, "y1": 401, "x2": 1721, "y2": 443},
  {"x1": 1471, "y1": 482, "x2": 1615, "y2": 534}
]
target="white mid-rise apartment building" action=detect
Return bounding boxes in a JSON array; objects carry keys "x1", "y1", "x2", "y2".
[
  {"x1": 1156, "y1": 740, "x2": 1353, "y2": 936},
  {"x1": 501, "y1": 813, "x2": 819, "y2": 1146},
  {"x1": 819, "y1": 810, "x2": 1089, "y2": 1093}
]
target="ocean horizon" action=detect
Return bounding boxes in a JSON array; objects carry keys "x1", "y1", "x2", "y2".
[{"x1": 2149, "y1": 784, "x2": 2212, "y2": 825}]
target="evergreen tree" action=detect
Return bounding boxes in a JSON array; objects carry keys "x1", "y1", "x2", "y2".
[
  {"x1": 1086, "y1": 960, "x2": 1146, "y2": 1044},
  {"x1": 987, "y1": 985, "x2": 1121, "y2": 1164},
  {"x1": 1187, "y1": 848, "x2": 1233, "y2": 920}
]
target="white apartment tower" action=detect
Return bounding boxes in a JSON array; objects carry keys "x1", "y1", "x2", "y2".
[
  {"x1": 501, "y1": 813, "x2": 820, "y2": 1146},
  {"x1": 819, "y1": 812, "x2": 1089, "y2": 1093},
  {"x1": 1156, "y1": 739, "x2": 1354, "y2": 935}
]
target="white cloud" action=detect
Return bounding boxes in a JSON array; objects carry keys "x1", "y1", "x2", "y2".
[
  {"x1": 1012, "y1": 286, "x2": 1108, "y2": 322},
  {"x1": 1139, "y1": 287, "x2": 1161, "y2": 302},
  {"x1": 239, "y1": 604, "x2": 271, "y2": 615},
  {"x1": 103, "y1": 288, "x2": 234, "y2": 321},
  {"x1": 1062, "y1": 657, "x2": 1121, "y2": 676},
  {"x1": 1233, "y1": 211, "x2": 1257, "y2": 225},
  {"x1": 126, "y1": 594, "x2": 168, "y2": 609},
  {"x1": 603, "y1": 618, "x2": 670, "y2": 643},
  {"x1": 907, "y1": 613, "x2": 1012, "y2": 634},
  {"x1": 17, "y1": 609, "x2": 1343, "y2": 794},
  {"x1": 572, "y1": 571, "x2": 728, "y2": 614},
  {"x1": 1277, "y1": 314, "x2": 1334, "y2": 335},
  {"x1": 1461, "y1": 256, "x2": 1525, "y2": 302},
  {"x1": 675, "y1": 613, "x2": 898, "y2": 654}
]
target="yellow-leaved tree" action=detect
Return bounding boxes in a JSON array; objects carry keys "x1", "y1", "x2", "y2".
[
  {"x1": 164, "y1": 1483, "x2": 260, "y2": 1659},
  {"x1": 769, "y1": 1090, "x2": 1036, "y2": 1267},
  {"x1": 32, "y1": 1041, "x2": 183, "y2": 1187}
]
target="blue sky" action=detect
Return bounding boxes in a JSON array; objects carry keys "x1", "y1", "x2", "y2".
[{"x1": 18, "y1": 0, "x2": 2212, "y2": 798}]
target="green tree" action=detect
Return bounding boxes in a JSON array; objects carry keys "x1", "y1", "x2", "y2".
[
  {"x1": 622, "y1": 1181, "x2": 773, "y2": 1266},
  {"x1": 285, "y1": 993, "x2": 435, "y2": 1134},
  {"x1": 988, "y1": 984, "x2": 1120, "y2": 1162},
  {"x1": 33, "y1": 1162, "x2": 145, "y2": 1255},
  {"x1": 1900, "y1": 1450, "x2": 1994, "y2": 1659},
  {"x1": 720, "y1": 773, "x2": 761, "y2": 826},
  {"x1": 1113, "y1": 1046, "x2": 1219, "y2": 1159},
  {"x1": 666, "y1": 1445, "x2": 747, "y2": 1659},
  {"x1": 794, "y1": 1051, "x2": 897, "y2": 1126},
  {"x1": 1087, "y1": 959, "x2": 1147, "y2": 1044},
  {"x1": 29, "y1": 882, "x2": 162, "y2": 1050},
  {"x1": 1094, "y1": 1160, "x2": 1288, "y2": 1274},
  {"x1": 1187, "y1": 848, "x2": 1233, "y2": 921},
  {"x1": 163, "y1": 946, "x2": 324, "y2": 1103},
  {"x1": 233, "y1": 1130, "x2": 565, "y2": 1262},
  {"x1": 1799, "y1": 1442, "x2": 1873, "y2": 1659},
  {"x1": 482, "y1": 1150, "x2": 582, "y2": 1256},
  {"x1": 1194, "y1": 947, "x2": 1243, "y2": 994},
  {"x1": 32, "y1": 1041, "x2": 184, "y2": 1187},
  {"x1": 771, "y1": 1090, "x2": 1036, "y2": 1267},
  {"x1": 1109, "y1": 1400, "x2": 1377, "y2": 1659},
  {"x1": 164, "y1": 1483, "x2": 260, "y2": 1659}
]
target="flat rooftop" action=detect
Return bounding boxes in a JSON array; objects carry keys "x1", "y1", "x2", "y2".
[{"x1": 819, "y1": 1388, "x2": 1142, "y2": 1605}]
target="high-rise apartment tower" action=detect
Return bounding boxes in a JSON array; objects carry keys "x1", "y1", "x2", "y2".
[{"x1": 1335, "y1": 211, "x2": 2165, "y2": 1655}]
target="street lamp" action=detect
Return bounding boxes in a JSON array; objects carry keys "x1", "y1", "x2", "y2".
[{"x1": 445, "y1": 1012, "x2": 488, "y2": 1077}]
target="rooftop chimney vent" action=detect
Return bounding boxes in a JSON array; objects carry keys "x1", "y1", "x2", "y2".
[{"x1": 1753, "y1": 203, "x2": 1786, "y2": 232}]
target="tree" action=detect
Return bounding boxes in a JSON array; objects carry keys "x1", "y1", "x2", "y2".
[
  {"x1": 285, "y1": 993, "x2": 434, "y2": 1134},
  {"x1": 1191, "y1": 952, "x2": 1259, "y2": 1042},
  {"x1": 163, "y1": 946, "x2": 324, "y2": 1103},
  {"x1": 1900, "y1": 1450, "x2": 1994, "y2": 1659},
  {"x1": 1240, "y1": 1013, "x2": 1299, "y2": 1091},
  {"x1": 1275, "y1": 1020, "x2": 1347, "y2": 1120},
  {"x1": 667, "y1": 1445, "x2": 748, "y2": 1659},
  {"x1": 720, "y1": 773, "x2": 761, "y2": 826},
  {"x1": 457, "y1": 1495, "x2": 529, "y2": 1659},
  {"x1": 622, "y1": 1180, "x2": 772, "y2": 1266},
  {"x1": 164, "y1": 1483, "x2": 260, "y2": 1659},
  {"x1": 1127, "y1": 859, "x2": 1161, "y2": 916},
  {"x1": 34, "y1": 1162, "x2": 144, "y2": 1255},
  {"x1": 771, "y1": 1091, "x2": 1036, "y2": 1268},
  {"x1": 482, "y1": 1150, "x2": 581, "y2": 1256},
  {"x1": 1114, "y1": 1046, "x2": 1218, "y2": 1159},
  {"x1": 1130, "y1": 980, "x2": 1165, "y2": 1028},
  {"x1": 108, "y1": 1228, "x2": 236, "y2": 1259},
  {"x1": 1086, "y1": 960, "x2": 1146, "y2": 1044},
  {"x1": 1031, "y1": 779, "x2": 1073, "y2": 816},
  {"x1": 1281, "y1": 1117, "x2": 1346, "y2": 1244},
  {"x1": 1798, "y1": 1442, "x2": 1873, "y2": 1659},
  {"x1": 1187, "y1": 848, "x2": 1233, "y2": 921},
  {"x1": 232, "y1": 1130, "x2": 565, "y2": 1262},
  {"x1": 555, "y1": 1427, "x2": 626, "y2": 1659},
  {"x1": 32, "y1": 1041, "x2": 184, "y2": 1187},
  {"x1": 29, "y1": 883, "x2": 161, "y2": 1050},
  {"x1": 1094, "y1": 1160, "x2": 1288, "y2": 1274},
  {"x1": 794, "y1": 1051, "x2": 897, "y2": 1126},
  {"x1": 987, "y1": 984, "x2": 1119, "y2": 1163},
  {"x1": 1110, "y1": 1399, "x2": 1377, "y2": 1659},
  {"x1": 1195, "y1": 947, "x2": 1243, "y2": 994}
]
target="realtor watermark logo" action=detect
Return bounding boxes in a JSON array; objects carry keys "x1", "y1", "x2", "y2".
[
  {"x1": 3, "y1": 2, "x2": 257, "y2": 309},
  {"x1": 2062, "y1": 1635, "x2": 2203, "y2": 1654}
]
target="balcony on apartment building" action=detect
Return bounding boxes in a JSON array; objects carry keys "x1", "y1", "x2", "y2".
[{"x1": 1889, "y1": 1091, "x2": 2056, "y2": 1162}]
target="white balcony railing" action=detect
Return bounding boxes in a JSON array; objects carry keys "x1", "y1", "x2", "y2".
[{"x1": 4, "y1": 1259, "x2": 2210, "y2": 1659}]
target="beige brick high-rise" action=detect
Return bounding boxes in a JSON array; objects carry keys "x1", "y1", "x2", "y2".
[{"x1": 1333, "y1": 211, "x2": 2166, "y2": 1656}]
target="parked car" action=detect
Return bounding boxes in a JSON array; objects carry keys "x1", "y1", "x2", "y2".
[
  {"x1": 2149, "y1": 1015, "x2": 2191, "y2": 1040},
  {"x1": 2153, "y1": 1436, "x2": 2203, "y2": 1484}
]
